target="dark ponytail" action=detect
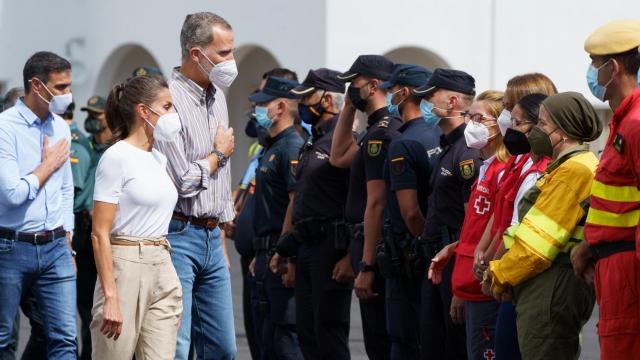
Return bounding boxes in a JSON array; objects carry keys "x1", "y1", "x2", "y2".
[{"x1": 105, "y1": 74, "x2": 168, "y2": 144}]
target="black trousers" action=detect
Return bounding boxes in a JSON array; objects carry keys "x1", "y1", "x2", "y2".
[
  {"x1": 241, "y1": 254, "x2": 261, "y2": 360},
  {"x1": 73, "y1": 212, "x2": 96, "y2": 360},
  {"x1": 350, "y1": 233, "x2": 391, "y2": 360},
  {"x1": 295, "y1": 237, "x2": 352, "y2": 360},
  {"x1": 419, "y1": 256, "x2": 467, "y2": 360}
]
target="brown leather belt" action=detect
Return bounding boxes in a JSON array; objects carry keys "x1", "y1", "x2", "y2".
[
  {"x1": 173, "y1": 212, "x2": 219, "y2": 229},
  {"x1": 0, "y1": 226, "x2": 65, "y2": 245}
]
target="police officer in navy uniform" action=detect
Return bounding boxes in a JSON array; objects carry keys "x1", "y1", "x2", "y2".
[
  {"x1": 273, "y1": 68, "x2": 354, "y2": 359},
  {"x1": 411, "y1": 69, "x2": 482, "y2": 360},
  {"x1": 250, "y1": 76, "x2": 305, "y2": 360},
  {"x1": 376, "y1": 64, "x2": 442, "y2": 359},
  {"x1": 330, "y1": 55, "x2": 400, "y2": 360}
]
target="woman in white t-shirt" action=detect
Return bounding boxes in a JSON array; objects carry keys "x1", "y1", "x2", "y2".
[{"x1": 90, "y1": 74, "x2": 182, "y2": 359}]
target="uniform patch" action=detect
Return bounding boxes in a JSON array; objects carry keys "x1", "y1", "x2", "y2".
[
  {"x1": 459, "y1": 159, "x2": 475, "y2": 180},
  {"x1": 390, "y1": 156, "x2": 406, "y2": 175},
  {"x1": 378, "y1": 118, "x2": 390, "y2": 128},
  {"x1": 269, "y1": 154, "x2": 276, "y2": 162},
  {"x1": 613, "y1": 132, "x2": 624, "y2": 153},
  {"x1": 290, "y1": 160, "x2": 299, "y2": 176},
  {"x1": 70, "y1": 156, "x2": 79, "y2": 164},
  {"x1": 367, "y1": 140, "x2": 383, "y2": 157}
]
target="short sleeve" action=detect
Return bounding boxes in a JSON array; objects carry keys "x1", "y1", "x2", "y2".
[
  {"x1": 388, "y1": 140, "x2": 418, "y2": 191},
  {"x1": 93, "y1": 147, "x2": 125, "y2": 204},
  {"x1": 457, "y1": 147, "x2": 482, "y2": 203},
  {"x1": 364, "y1": 129, "x2": 395, "y2": 181},
  {"x1": 281, "y1": 141, "x2": 302, "y2": 193}
]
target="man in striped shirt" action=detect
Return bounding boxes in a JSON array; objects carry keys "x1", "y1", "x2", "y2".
[{"x1": 154, "y1": 12, "x2": 237, "y2": 360}]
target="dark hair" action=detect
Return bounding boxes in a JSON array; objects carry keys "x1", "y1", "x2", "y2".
[
  {"x1": 62, "y1": 102, "x2": 75, "y2": 120},
  {"x1": 105, "y1": 74, "x2": 168, "y2": 143},
  {"x1": 517, "y1": 93, "x2": 548, "y2": 124},
  {"x1": 607, "y1": 48, "x2": 640, "y2": 76},
  {"x1": 262, "y1": 67, "x2": 298, "y2": 81},
  {"x1": 180, "y1": 12, "x2": 232, "y2": 60},
  {"x1": 23, "y1": 51, "x2": 71, "y2": 93}
]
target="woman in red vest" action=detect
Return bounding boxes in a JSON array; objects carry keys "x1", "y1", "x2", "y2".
[{"x1": 428, "y1": 90, "x2": 508, "y2": 360}]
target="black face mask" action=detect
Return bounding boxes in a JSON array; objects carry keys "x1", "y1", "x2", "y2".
[
  {"x1": 84, "y1": 115, "x2": 104, "y2": 134},
  {"x1": 503, "y1": 128, "x2": 531, "y2": 155},
  {"x1": 347, "y1": 85, "x2": 368, "y2": 112}
]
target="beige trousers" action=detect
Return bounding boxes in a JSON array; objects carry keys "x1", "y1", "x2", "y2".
[{"x1": 91, "y1": 241, "x2": 183, "y2": 360}]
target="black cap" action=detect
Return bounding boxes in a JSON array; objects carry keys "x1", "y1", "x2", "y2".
[
  {"x1": 337, "y1": 55, "x2": 394, "y2": 82},
  {"x1": 248, "y1": 76, "x2": 302, "y2": 103},
  {"x1": 379, "y1": 64, "x2": 432, "y2": 89},
  {"x1": 412, "y1": 68, "x2": 476, "y2": 97},
  {"x1": 291, "y1": 68, "x2": 345, "y2": 96}
]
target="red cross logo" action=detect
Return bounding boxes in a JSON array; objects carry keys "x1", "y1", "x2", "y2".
[
  {"x1": 484, "y1": 349, "x2": 495, "y2": 360},
  {"x1": 474, "y1": 195, "x2": 491, "y2": 215}
]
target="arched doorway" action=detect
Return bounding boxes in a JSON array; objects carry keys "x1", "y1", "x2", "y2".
[
  {"x1": 94, "y1": 43, "x2": 161, "y2": 98},
  {"x1": 383, "y1": 46, "x2": 449, "y2": 70},
  {"x1": 227, "y1": 45, "x2": 280, "y2": 184}
]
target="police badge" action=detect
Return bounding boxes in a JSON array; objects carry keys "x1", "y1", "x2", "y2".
[
  {"x1": 368, "y1": 140, "x2": 383, "y2": 157},
  {"x1": 459, "y1": 159, "x2": 475, "y2": 180}
]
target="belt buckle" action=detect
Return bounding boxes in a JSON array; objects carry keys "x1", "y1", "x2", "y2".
[
  {"x1": 33, "y1": 232, "x2": 44, "y2": 245},
  {"x1": 206, "y1": 218, "x2": 217, "y2": 229}
]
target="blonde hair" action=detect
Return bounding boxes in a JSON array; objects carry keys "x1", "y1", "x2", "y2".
[
  {"x1": 504, "y1": 73, "x2": 557, "y2": 111},
  {"x1": 476, "y1": 90, "x2": 510, "y2": 163}
]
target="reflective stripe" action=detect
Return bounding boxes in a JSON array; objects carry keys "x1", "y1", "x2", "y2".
[
  {"x1": 515, "y1": 221, "x2": 562, "y2": 260},
  {"x1": 586, "y1": 208, "x2": 640, "y2": 228},
  {"x1": 591, "y1": 179, "x2": 640, "y2": 202},
  {"x1": 523, "y1": 207, "x2": 572, "y2": 245},
  {"x1": 503, "y1": 224, "x2": 517, "y2": 249}
]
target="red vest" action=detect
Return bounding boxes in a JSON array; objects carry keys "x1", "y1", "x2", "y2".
[
  {"x1": 452, "y1": 158, "x2": 506, "y2": 301},
  {"x1": 491, "y1": 155, "x2": 529, "y2": 237}
]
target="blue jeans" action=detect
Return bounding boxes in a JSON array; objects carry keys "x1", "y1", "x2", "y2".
[
  {"x1": 0, "y1": 236, "x2": 77, "y2": 359},
  {"x1": 168, "y1": 219, "x2": 236, "y2": 360}
]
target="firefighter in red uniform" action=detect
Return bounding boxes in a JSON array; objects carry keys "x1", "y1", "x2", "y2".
[{"x1": 572, "y1": 19, "x2": 640, "y2": 360}]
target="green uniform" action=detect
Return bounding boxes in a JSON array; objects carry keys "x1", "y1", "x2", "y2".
[{"x1": 70, "y1": 123, "x2": 92, "y2": 213}]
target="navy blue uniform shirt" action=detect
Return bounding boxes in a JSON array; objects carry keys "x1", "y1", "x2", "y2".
[
  {"x1": 345, "y1": 107, "x2": 402, "y2": 224},
  {"x1": 253, "y1": 126, "x2": 304, "y2": 237},
  {"x1": 293, "y1": 116, "x2": 350, "y2": 223},
  {"x1": 384, "y1": 118, "x2": 442, "y2": 234},
  {"x1": 422, "y1": 123, "x2": 482, "y2": 239}
]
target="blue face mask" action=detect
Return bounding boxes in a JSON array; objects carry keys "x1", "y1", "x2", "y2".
[
  {"x1": 254, "y1": 105, "x2": 274, "y2": 129},
  {"x1": 586, "y1": 60, "x2": 613, "y2": 102},
  {"x1": 386, "y1": 90, "x2": 403, "y2": 117},
  {"x1": 420, "y1": 99, "x2": 440, "y2": 127}
]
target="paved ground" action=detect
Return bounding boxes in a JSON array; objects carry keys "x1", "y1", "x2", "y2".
[{"x1": 17, "y1": 248, "x2": 600, "y2": 359}]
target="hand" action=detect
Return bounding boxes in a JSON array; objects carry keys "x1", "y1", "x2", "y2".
[
  {"x1": 42, "y1": 135, "x2": 70, "y2": 171},
  {"x1": 491, "y1": 280, "x2": 513, "y2": 302},
  {"x1": 571, "y1": 241, "x2": 595, "y2": 285},
  {"x1": 214, "y1": 125, "x2": 235, "y2": 158},
  {"x1": 269, "y1": 253, "x2": 287, "y2": 275},
  {"x1": 428, "y1": 243, "x2": 457, "y2": 285},
  {"x1": 481, "y1": 277, "x2": 492, "y2": 297},
  {"x1": 281, "y1": 262, "x2": 295, "y2": 288},
  {"x1": 249, "y1": 257, "x2": 256, "y2": 277},
  {"x1": 473, "y1": 249, "x2": 487, "y2": 281},
  {"x1": 222, "y1": 221, "x2": 236, "y2": 240},
  {"x1": 354, "y1": 270, "x2": 377, "y2": 300},
  {"x1": 100, "y1": 297, "x2": 123, "y2": 340},
  {"x1": 66, "y1": 232, "x2": 77, "y2": 273},
  {"x1": 332, "y1": 255, "x2": 355, "y2": 283},
  {"x1": 449, "y1": 296, "x2": 465, "y2": 325}
]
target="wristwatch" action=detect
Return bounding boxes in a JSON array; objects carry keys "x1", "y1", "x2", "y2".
[
  {"x1": 212, "y1": 149, "x2": 228, "y2": 168},
  {"x1": 359, "y1": 260, "x2": 375, "y2": 273}
]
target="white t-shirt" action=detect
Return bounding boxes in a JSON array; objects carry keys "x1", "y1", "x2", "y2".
[
  {"x1": 510, "y1": 157, "x2": 543, "y2": 225},
  {"x1": 93, "y1": 140, "x2": 178, "y2": 238}
]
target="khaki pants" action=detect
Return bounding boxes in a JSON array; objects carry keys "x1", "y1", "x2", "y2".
[{"x1": 91, "y1": 242, "x2": 183, "y2": 360}]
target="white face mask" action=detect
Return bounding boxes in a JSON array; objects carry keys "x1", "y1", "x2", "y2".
[
  {"x1": 198, "y1": 48, "x2": 238, "y2": 88},
  {"x1": 464, "y1": 121, "x2": 496, "y2": 149},
  {"x1": 497, "y1": 109, "x2": 512, "y2": 136},
  {"x1": 36, "y1": 80, "x2": 73, "y2": 114},
  {"x1": 145, "y1": 107, "x2": 182, "y2": 141}
]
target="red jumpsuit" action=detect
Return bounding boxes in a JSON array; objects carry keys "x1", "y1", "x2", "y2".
[{"x1": 585, "y1": 87, "x2": 640, "y2": 359}]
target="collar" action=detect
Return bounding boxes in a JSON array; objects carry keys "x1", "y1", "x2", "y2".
[
  {"x1": 440, "y1": 123, "x2": 466, "y2": 148},
  {"x1": 367, "y1": 107, "x2": 390, "y2": 127},
  {"x1": 609, "y1": 87, "x2": 640, "y2": 138},
  {"x1": 15, "y1": 98, "x2": 52, "y2": 126},
  {"x1": 312, "y1": 115, "x2": 338, "y2": 139},
  {"x1": 267, "y1": 125, "x2": 296, "y2": 147},
  {"x1": 546, "y1": 144, "x2": 590, "y2": 173},
  {"x1": 398, "y1": 117, "x2": 424, "y2": 132},
  {"x1": 172, "y1": 67, "x2": 216, "y2": 105}
]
